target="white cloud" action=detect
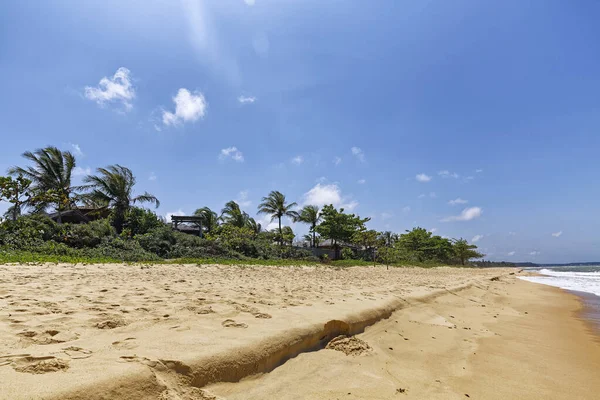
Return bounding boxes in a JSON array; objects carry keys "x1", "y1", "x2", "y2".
[
  {"x1": 302, "y1": 183, "x2": 358, "y2": 210},
  {"x1": 418, "y1": 194, "x2": 426, "y2": 199},
  {"x1": 552, "y1": 231, "x2": 563, "y2": 238},
  {"x1": 166, "y1": 209, "x2": 185, "y2": 222},
  {"x1": 72, "y1": 166, "x2": 91, "y2": 177},
  {"x1": 476, "y1": 169, "x2": 483, "y2": 173},
  {"x1": 357, "y1": 179, "x2": 366, "y2": 184},
  {"x1": 220, "y1": 146, "x2": 244, "y2": 162},
  {"x1": 162, "y1": 88, "x2": 207, "y2": 126},
  {"x1": 333, "y1": 156, "x2": 342, "y2": 166},
  {"x1": 430, "y1": 228, "x2": 438, "y2": 233},
  {"x1": 243, "y1": 0, "x2": 256, "y2": 5},
  {"x1": 84, "y1": 67, "x2": 135, "y2": 111},
  {"x1": 508, "y1": 231, "x2": 516, "y2": 236},
  {"x1": 291, "y1": 155, "x2": 304, "y2": 165},
  {"x1": 442, "y1": 206, "x2": 483, "y2": 222},
  {"x1": 471, "y1": 234, "x2": 484, "y2": 243},
  {"x1": 448, "y1": 198, "x2": 468, "y2": 206},
  {"x1": 351, "y1": 147, "x2": 365, "y2": 162},
  {"x1": 438, "y1": 170, "x2": 459, "y2": 179},
  {"x1": 380, "y1": 212, "x2": 393, "y2": 220},
  {"x1": 416, "y1": 173, "x2": 431, "y2": 182},
  {"x1": 507, "y1": 251, "x2": 515, "y2": 256},
  {"x1": 237, "y1": 190, "x2": 252, "y2": 208},
  {"x1": 464, "y1": 176, "x2": 474, "y2": 181},
  {"x1": 529, "y1": 251, "x2": 540, "y2": 256},
  {"x1": 149, "y1": 172, "x2": 157, "y2": 181},
  {"x1": 429, "y1": 192, "x2": 437, "y2": 198},
  {"x1": 402, "y1": 206, "x2": 411, "y2": 213},
  {"x1": 238, "y1": 95, "x2": 256, "y2": 104},
  {"x1": 70, "y1": 143, "x2": 83, "y2": 157}
]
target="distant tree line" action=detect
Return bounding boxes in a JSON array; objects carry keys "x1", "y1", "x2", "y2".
[{"x1": 0, "y1": 146, "x2": 484, "y2": 265}]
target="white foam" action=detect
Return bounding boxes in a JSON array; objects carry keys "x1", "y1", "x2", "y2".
[{"x1": 520, "y1": 269, "x2": 600, "y2": 297}]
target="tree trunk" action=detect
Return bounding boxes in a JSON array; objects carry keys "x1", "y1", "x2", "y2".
[
  {"x1": 312, "y1": 224, "x2": 316, "y2": 248},
  {"x1": 278, "y1": 216, "x2": 282, "y2": 246}
]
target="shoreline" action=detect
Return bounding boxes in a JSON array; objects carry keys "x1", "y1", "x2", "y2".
[
  {"x1": 1, "y1": 265, "x2": 599, "y2": 399},
  {"x1": 572, "y1": 289, "x2": 600, "y2": 339}
]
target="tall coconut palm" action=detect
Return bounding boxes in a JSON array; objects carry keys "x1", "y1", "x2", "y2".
[
  {"x1": 257, "y1": 191, "x2": 298, "y2": 246},
  {"x1": 296, "y1": 205, "x2": 321, "y2": 247},
  {"x1": 220, "y1": 201, "x2": 250, "y2": 228},
  {"x1": 80, "y1": 165, "x2": 159, "y2": 233},
  {"x1": 193, "y1": 206, "x2": 219, "y2": 233},
  {"x1": 378, "y1": 231, "x2": 398, "y2": 247},
  {"x1": 8, "y1": 146, "x2": 79, "y2": 221}
]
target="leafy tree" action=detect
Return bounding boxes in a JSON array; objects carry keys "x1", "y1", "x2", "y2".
[
  {"x1": 193, "y1": 206, "x2": 219, "y2": 233},
  {"x1": 452, "y1": 238, "x2": 484, "y2": 265},
  {"x1": 80, "y1": 165, "x2": 159, "y2": 233},
  {"x1": 296, "y1": 205, "x2": 321, "y2": 247},
  {"x1": 0, "y1": 175, "x2": 31, "y2": 221},
  {"x1": 315, "y1": 204, "x2": 370, "y2": 258},
  {"x1": 257, "y1": 191, "x2": 298, "y2": 245},
  {"x1": 122, "y1": 207, "x2": 164, "y2": 236},
  {"x1": 281, "y1": 226, "x2": 295, "y2": 246},
  {"x1": 352, "y1": 229, "x2": 379, "y2": 261},
  {"x1": 429, "y1": 235, "x2": 454, "y2": 263},
  {"x1": 8, "y1": 146, "x2": 79, "y2": 220},
  {"x1": 397, "y1": 227, "x2": 433, "y2": 262},
  {"x1": 220, "y1": 201, "x2": 250, "y2": 228},
  {"x1": 302, "y1": 232, "x2": 321, "y2": 247}
]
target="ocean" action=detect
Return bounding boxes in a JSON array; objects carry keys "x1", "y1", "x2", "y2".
[
  {"x1": 519, "y1": 266, "x2": 600, "y2": 297},
  {"x1": 519, "y1": 265, "x2": 600, "y2": 331}
]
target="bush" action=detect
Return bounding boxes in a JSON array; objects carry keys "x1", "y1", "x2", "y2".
[
  {"x1": 63, "y1": 219, "x2": 115, "y2": 248},
  {"x1": 122, "y1": 207, "x2": 165, "y2": 237},
  {"x1": 0, "y1": 215, "x2": 63, "y2": 250},
  {"x1": 80, "y1": 237, "x2": 161, "y2": 262},
  {"x1": 341, "y1": 247, "x2": 354, "y2": 260},
  {"x1": 135, "y1": 225, "x2": 178, "y2": 257}
]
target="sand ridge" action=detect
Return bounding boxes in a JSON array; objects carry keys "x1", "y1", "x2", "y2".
[{"x1": 0, "y1": 263, "x2": 509, "y2": 399}]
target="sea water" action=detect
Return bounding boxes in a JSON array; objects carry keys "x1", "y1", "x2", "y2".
[{"x1": 519, "y1": 266, "x2": 600, "y2": 297}]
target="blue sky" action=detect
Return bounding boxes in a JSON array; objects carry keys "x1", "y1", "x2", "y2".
[{"x1": 1, "y1": 0, "x2": 599, "y2": 263}]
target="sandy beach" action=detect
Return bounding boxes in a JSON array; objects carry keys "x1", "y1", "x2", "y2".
[{"x1": 1, "y1": 263, "x2": 599, "y2": 399}]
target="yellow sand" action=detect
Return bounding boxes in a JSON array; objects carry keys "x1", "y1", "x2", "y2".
[{"x1": 0, "y1": 264, "x2": 598, "y2": 399}]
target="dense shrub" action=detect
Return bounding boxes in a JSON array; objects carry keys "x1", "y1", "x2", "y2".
[
  {"x1": 0, "y1": 215, "x2": 63, "y2": 249},
  {"x1": 122, "y1": 207, "x2": 164, "y2": 237},
  {"x1": 63, "y1": 219, "x2": 115, "y2": 248},
  {"x1": 341, "y1": 247, "x2": 354, "y2": 260}
]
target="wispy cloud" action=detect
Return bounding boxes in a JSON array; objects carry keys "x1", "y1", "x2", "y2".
[
  {"x1": 402, "y1": 206, "x2": 411, "y2": 213},
  {"x1": 351, "y1": 147, "x2": 365, "y2": 162},
  {"x1": 219, "y1": 146, "x2": 244, "y2": 162},
  {"x1": 162, "y1": 88, "x2": 207, "y2": 126},
  {"x1": 302, "y1": 183, "x2": 357, "y2": 210},
  {"x1": 380, "y1": 212, "x2": 393, "y2": 220},
  {"x1": 438, "y1": 170, "x2": 459, "y2": 179},
  {"x1": 507, "y1": 251, "x2": 515, "y2": 256},
  {"x1": 416, "y1": 173, "x2": 431, "y2": 182},
  {"x1": 448, "y1": 198, "x2": 468, "y2": 206},
  {"x1": 552, "y1": 231, "x2": 563, "y2": 237},
  {"x1": 471, "y1": 234, "x2": 484, "y2": 243},
  {"x1": 476, "y1": 169, "x2": 483, "y2": 173},
  {"x1": 243, "y1": 0, "x2": 256, "y2": 5},
  {"x1": 291, "y1": 155, "x2": 304, "y2": 165},
  {"x1": 165, "y1": 209, "x2": 185, "y2": 222},
  {"x1": 333, "y1": 156, "x2": 342, "y2": 166},
  {"x1": 149, "y1": 172, "x2": 157, "y2": 181},
  {"x1": 84, "y1": 67, "x2": 135, "y2": 111},
  {"x1": 357, "y1": 179, "x2": 366, "y2": 184},
  {"x1": 508, "y1": 231, "x2": 516, "y2": 236},
  {"x1": 237, "y1": 190, "x2": 252, "y2": 208},
  {"x1": 430, "y1": 228, "x2": 438, "y2": 233},
  {"x1": 72, "y1": 166, "x2": 91, "y2": 177},
  {"x1": 238, "y1": 95, "x2": 256, "y2": 104},
  {"x1": 70, "y1": 143, "x2": 83, "y2": 157},
  {"x1": 529, "y1": 251, "x2": 540, "y2": 256},
  {"x1": 442, "y1": 207, "x2": 483, "y2": 222}
]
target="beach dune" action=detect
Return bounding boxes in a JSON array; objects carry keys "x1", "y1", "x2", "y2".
[{"x1": 0, "y1": 264, "x2": 598, "y2": 399}]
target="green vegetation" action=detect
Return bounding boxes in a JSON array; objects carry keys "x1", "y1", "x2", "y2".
[{"x1": 0, "y1": 145, "x2": 490, "y2": 267}]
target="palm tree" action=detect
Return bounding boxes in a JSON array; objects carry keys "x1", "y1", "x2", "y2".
[
  {"x1": 193, "y1": 206, "x2": 219, "y2": 233},
  {"x1": 8, "y1": 146, "x2": 79, "y2": 221},
  {"x1": 281, "y1": 226, "x2": 295, "y2": 247},
  {"x1": 257, "y1": 191, "x2": 298, "y2": 246},
  {"x1": 246, "y1": 217, "x2": 262, "y2": 236},
  {"x1": 296, "y1": 205, "x2": 321, "y2": 247},
  {"x1": 80, "y1": 164, "x2": 159, "y2": 233},
  {"x1": 378, "y1": 231, "x2": 398, "y2": 247},
  {"x1": 220, "y1": 201, "x2": 250, "y2": 228}
]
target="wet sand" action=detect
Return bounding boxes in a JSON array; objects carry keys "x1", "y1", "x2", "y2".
[{"x1": 1, "y1": 264, "x2": 598, "y2": 399}]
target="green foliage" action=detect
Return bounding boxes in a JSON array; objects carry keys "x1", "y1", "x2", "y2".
[
  {"x1": 257, "y1": 191, "x2": 298, "y2": 245},
  {"x1": 341, "y1": 247, "x2": 355, "y2": 260},
  {"x1": 281, "y1": 226, "x2": 295, "y2": 246},
  {"x1": 296, "y1": 205, "x2": 321, "y2": 247},
  {"x1": 122, "y1": 207, "x2": 164, "y2": 237},
  {"x1": 193, "y1": 207, "x2": 219, "y2": 233},
  {"x1": 63, "y1": 219, "x2": 115, "y2": 248},
  {"x1": 452, "y1": 238, "x2": 484, "y2": 265},
  {"x1": 80, "y1": 165, "x2": 159, "y2": 233},
  {"x1": 315, "y1": 205, "x2": 370, "y2": 250},
  {"x1": 0, "y1": 175, "x2": 31, "y2": 221}
]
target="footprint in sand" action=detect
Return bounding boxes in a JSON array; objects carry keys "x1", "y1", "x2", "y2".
[
  {"x1": 12, "y1": 356, "x2": 70, "y2": 374},
  {"x1": 221, "y1": 319, "x2": 248, "y2": 328},
  {"x1": 112, "y1": 337, "x2": 138, "y2": 349},
  {"x1": 63, "y1": 346, "x2": 93, "y2": 359}
]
